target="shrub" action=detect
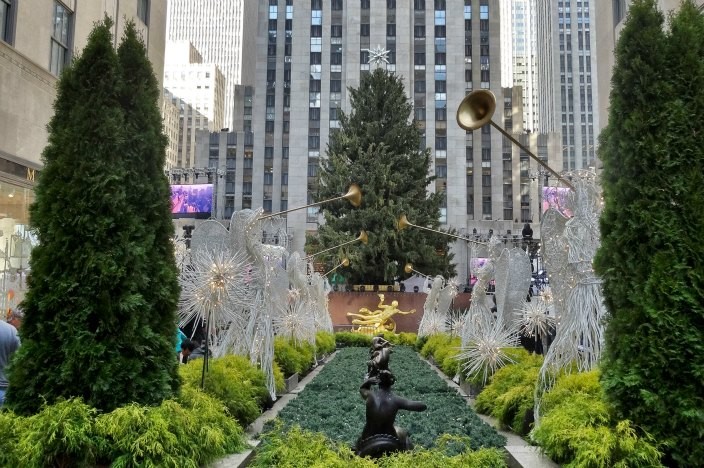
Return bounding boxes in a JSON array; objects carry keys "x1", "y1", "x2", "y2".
[
  {"x1": 96, "y1": 386, "x2": 246, "y2": 467},
  {"x1": 474, "y1": 350, "x2": 543, "y2": 436},
  {"x1": 274, "y1": 337, "x2": 317, "y2": 377},
  {"x1": 316, "y1": 331, "x2": 336, "y2": 356},
  {"x1": 179, "y1": 355, "x2": 267, "y2": 425},
  {"x1": 414, "y1": 334, "x2": 429, "y2": 351},
  {"x1": 252, "y1": 425, "x2": 507, "y2": 468},
  {"x1": 419, "y1": 334, "x2": 452, "y2": 359},
  {"x1": 531, "y1": 371, "x2": 663, "y2": 467},
  {"x1": 382, "y1": 332, "x2": 418, "y2": 347},
  {"x1": 335, "y1": 332, "x2": 372, "y2": 348},
  {"x1": 273, "y1": 361, "x2": 286, "y2": 395},
  {"x1": 251, "y1": 424, "x2": 375, "y2": 468},
  {"x1": 15, "y1": 399, "x2": 99, "y2": 468}
]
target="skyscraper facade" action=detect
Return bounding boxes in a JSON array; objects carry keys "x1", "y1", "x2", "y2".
[
  {"x1": 166, "y1": 0, "x2": 257, "y2": 129},
  {"x1": 503, "y1": 0, "x2": 539, "y2": 132},
  {"x1": 228, "y1": 0, "x2": 555, "y2": 283},
  {"x1": 536, "y1": 0, "x2": 599, "y2": 171}
]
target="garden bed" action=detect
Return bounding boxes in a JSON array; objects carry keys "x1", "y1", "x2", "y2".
[{"x1": 264, "y1": 346, "x2": 506, "y2": 450}]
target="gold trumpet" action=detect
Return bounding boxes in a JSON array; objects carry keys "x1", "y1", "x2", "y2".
[
  {"x1": 397, "y1": 214, "x2": 486, "y2": 245},
  {"x1": 403, "y1": 262, "x2": 430, "y2": 278},
  {"x1": 323, "y1": 257, "x2": 350, "y2": 277},
  {"x1": 304, "y1": 231, "x2": 368, "y2": 261},
  {"x1": 259, "y1": 184, "x2": 362, "y2": 220},
  {"x1": 456, "y1": 90, "x2": 575, "y2": 191}
]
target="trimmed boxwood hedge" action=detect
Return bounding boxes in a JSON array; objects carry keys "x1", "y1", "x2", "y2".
[{"x1": 266, "y1": 346, "x2": 505, "y2": 450}]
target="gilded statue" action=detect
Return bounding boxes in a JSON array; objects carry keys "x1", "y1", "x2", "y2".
[{"x1": 347, "y1": 294, "x2": 416, "y2": 334}]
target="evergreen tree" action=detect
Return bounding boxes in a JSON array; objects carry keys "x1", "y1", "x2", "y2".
[
  {"x1": 117, "y1": 22, "x2": 181, "y2": 399},
  {"x1": 310, "y1": 68, "x2": 455, "y2": 285},
  {"x1": 594, "y1": 1, "x2": 704, "y2": 464},
  {"x1": 7, "y1": 19, "x2": 176, "y2": 413}
]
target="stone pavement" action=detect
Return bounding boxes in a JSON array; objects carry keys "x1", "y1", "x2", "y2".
[{"x1": 209, "y1": 350, "x2": 559, "y2": 468}]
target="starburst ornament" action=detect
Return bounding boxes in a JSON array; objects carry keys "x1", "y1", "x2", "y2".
[
  {"x1": 515, "y1": 299, "x2": 555, "y2": 352},
  {"x1": 365, "y1": 44, "x2": 390, "y2": 65},
  {"x1": 457, "y1": 317, "x2": 520, "y2": 385}
]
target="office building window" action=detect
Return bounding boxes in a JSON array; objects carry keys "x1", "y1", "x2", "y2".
[
  {"x1": 137, "y1": 0, "x2": 150, "y2": 25},
  {"x1": 50, "y1": 1, "x2": 72, "y2": 75},
  {"x1": 1, "y1": 0, "x2": 15, "y2": 43}
]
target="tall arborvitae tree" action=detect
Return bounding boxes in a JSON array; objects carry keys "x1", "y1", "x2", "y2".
[
  {"x1": 310, "y1": 68, "x2": 455, "y2": 284},
  {"x1": 117, "y1": 22, "x2": 181, "y2": 400},
  {"x1": 7, "y1": 19, "x2": 176, "y2": 414},
  {"x1": 595, "y1": 1, "x2": 704, "y2": 465}
]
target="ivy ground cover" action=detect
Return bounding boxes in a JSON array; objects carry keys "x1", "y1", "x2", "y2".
[{"x1": 268, "y1": 346, "x2": 505, "y2": 450}]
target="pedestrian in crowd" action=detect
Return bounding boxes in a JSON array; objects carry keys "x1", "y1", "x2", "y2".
[
  {"x1": 188, "y1": 341, "x2": 208, "y2": 361},
  {"x1": 7, "y1": 306, "x2": 23, "y2": 331},
  {"x1": 0, "y1": 319, "x2": 21, "y2": 406},
  {"x1": 180, "y1": 339, "x2": 196, "y2": 364}
]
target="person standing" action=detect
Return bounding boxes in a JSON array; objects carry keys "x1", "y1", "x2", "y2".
[{"x1": 0, "y1": 319, "x2": 21, "y2": 405}]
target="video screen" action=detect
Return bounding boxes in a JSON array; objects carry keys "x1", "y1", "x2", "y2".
[
  {"x1": 542, "y1": 186, "x2": 573, "y2": 218},
  {"x1": 469, "y1": 257, "x2": 489, "y2": 286},
  {"x1": 171, "y1": 184, "x2": 213, "y2": 216}
]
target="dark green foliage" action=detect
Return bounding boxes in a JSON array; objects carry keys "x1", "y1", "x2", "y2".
[
  {"x1": 335, "y1": 331, "x2": 373, "y2": 347},
  {"x1": 531, "y1": 371, "x2": 663, "y2": 467},
  {"x1": 474, "y1": 350, "x2": 543, "y2": 436},
  {"x1": 251, "y1": 424, "x2": 506, "y2": 468},
  {"x1": 116, "y1": 21, "x2": 182, "y2": 401},
  {"x1": 6, "y1": 18, "x2": 174, "y2": 413},
  {"x1": 179, "y1": 355, "x2": 270, "y2": 425},
  {"x1": 311, "y1": 69, "x2": 455, "y2": 284},
  {"x1": 594, "y1": 1, "x2": 704, "y2": 464},
  {"x1": 266, "y1": 346, "x2": 505, "y2": 450}
]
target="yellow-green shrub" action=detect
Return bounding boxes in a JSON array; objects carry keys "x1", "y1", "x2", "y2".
[
  {"x1": 179, "y1": 355, "x2": 268, "y2": 425},
  {"x1": 419, "y1": 334, "x2": 452, "y2": 359},
  {"x1": 96, "y1": 386, "x2": 246, "y2": 467},
  {"x1": 251, "y1": 425, "x2": 507, "y2": 468},
  {"x1": 316, "y1": 331, "x2": 336, "y2": 355},
  {"x1": 15, "y1": 399, "x2": 99, "y2": 468},
  {"x1": 334, "y1": 331, "x2": 373, "y2": 348},
  {"x1": 273, "y1": 361, "x2": 286, "y2": 395},
  {"x1": 531, "y1": 371, "x2": 663, "y2": 467},
  {"x1": 382, "y1": 332, "x2": 418, "y2": 347},
  {"x1": 274, "y1": 337, "x2": 317, "y2": 377},
  {"x1": 474, "y1": 350, "x2": 543, "y2": 436}
]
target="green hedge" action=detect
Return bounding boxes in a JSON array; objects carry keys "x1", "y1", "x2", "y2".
[
  {"x1": 267, "y1": 346, "x2": 505, "y2": 450},
  {"x1": 251, "y1": 424, "x2": 506, "y2": 467},
  {"x1": 474, "y1": 350, "x2": 543, "y2": 436},
  {"x1": 0, "y1": 388, "x2": 245, "y2": 467},
  {"x1": 419, "y1": 334, "x2": 462, "y2": 378},
  {"x1": 335, "y1": 331, "x2": 373, "y2": 348},
  {"x1": 316, "y1": 331, "x2": 337, "y2": 356},
  {"x1": 179, "y1": 354, "x2": 272, "y2": 425},
  {"x1": 531, "y1": 370, "x2": 663, "y2": 467},
  {"x1": 274, "y1": 337, "x2": 316, "y2": 377}
]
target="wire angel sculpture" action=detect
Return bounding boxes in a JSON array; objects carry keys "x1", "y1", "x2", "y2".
[
  {"x1": 534, "y1": 170, "x2": 607, "y2": 423},
  {"x1": 418, "y1": 275, "x2": 447, "y2": 337},
  {"x1": 309, "y1": 271, "x2": 334, "y2": 333}
]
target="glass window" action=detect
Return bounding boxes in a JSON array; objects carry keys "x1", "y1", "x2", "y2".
[
  {"x1": 137, "y1": 0, "x2": 149, "y2": 25},
  {"x1": 50, "y1": 1, "x2": 72, "y2": 75},
  {"x1": 1, "y1": 0, "x2": 14, "y2": 43}
]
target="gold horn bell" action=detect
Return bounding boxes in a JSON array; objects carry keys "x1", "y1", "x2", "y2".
[
  {"x1": 343, "y1": 184, "x2": 362, "y2": 208},
  {"x1": 455, "y1": 90, "x2": 575, "y2": 191},
  {"x1": 456, "y1": 89, "x2": 496, "y2": 131}
]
